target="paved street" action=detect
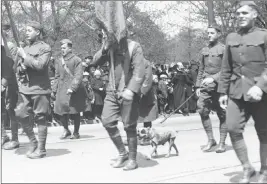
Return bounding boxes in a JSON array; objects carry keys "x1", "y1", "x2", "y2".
[{"x1": 2, "y1": 114, "x2": 261, "y2": 183}]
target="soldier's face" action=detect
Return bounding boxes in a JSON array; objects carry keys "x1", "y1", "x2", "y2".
[
  {"x1": 236, "y1": 5, "x2": 257, "y2": 28},
  {"x1": 207, "y1": 28, "x2": 219, "y2": 43},
  {"x1": 25, "y1": 26, "x2": 40, "y2": 41},
  {"x1": 3, "y1": 29, "x2": 11, "y2": 39},
  {"x1": 61, "y1": 44, "x2": 72, "y2": 56}
]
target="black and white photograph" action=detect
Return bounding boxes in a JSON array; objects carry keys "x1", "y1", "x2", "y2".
[{"x1": 1, "y1": 0, "x2": 267, "y2": 183}]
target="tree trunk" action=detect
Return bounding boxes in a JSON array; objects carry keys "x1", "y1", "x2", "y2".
[
  {"x1": 50, "y1": 0, "x2": 61, "y2": 40},
  {"x1": 39, "y1": 1, "x2": 43, "y2": 25},
  {"x1": 3, "y1": 1, "x2": 19, "y2": 46},
  {"x1": 207, "y1": 0, "x2": 215, "y2": 25}
]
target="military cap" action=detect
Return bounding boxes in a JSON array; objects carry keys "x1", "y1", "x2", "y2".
[
  {"x1": 60, "y1": 39, "x2": 72, "y2": 46},
  {"x1": 27, "y1": 21, "x2": 43, "y2": 31},
  {"x1": 2, "y1": 23, "x2": 11, "y2": 31},
  {"x1": 208, "y1": 23, "x2": 221, "y2": 32},
  {"x1": 236, "y1": 1, "x2": 259, "y2": 11}
]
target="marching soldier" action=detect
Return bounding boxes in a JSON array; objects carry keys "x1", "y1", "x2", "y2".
[
  {"x1": 52, "y1": 39, "x2": 92, "y2": 139},
  {"x1": 196, "y1": 24, "x2": 227, "y2": 153},
  {"x1": 218, "y1": 1, "x2": 267, "y2": 183},
  {"x1": 1, "y1": 45, "x2": 19, "y2": 149},
  {"x1": 15, "y1": 21, "x2": 51, "y2": 159},
  {"x1": 91, "y1": 30, "x2": 146, "y2": 170}
]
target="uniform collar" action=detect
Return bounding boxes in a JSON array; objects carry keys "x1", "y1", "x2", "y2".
[
  {"x1": 208, "y1": 41, "x2": 219, "y2": 48},
  {"x1": 238, "y1": 26, "x2": 257, "y2": 34},
  {"x1": 29, "y1": 40, "x2": 42, "y2": 46},
  {"x1": 63, "y1": 52, "x2": 75, "y2": 60}
]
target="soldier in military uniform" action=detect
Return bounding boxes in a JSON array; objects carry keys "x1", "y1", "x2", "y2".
[
  {"x1": 52, "y1": 39, "x2": 92, "y2": 139},
  {"x1": 91, "y1": 30, "x2": 145, "y2": 171},
  {"x1": 218, "y1": 1, "x2": 267, "y2": 183},
  {"x1": 15, "y1": 21, "x2": 52, "y2": 159},
  {"x1": 1, "y1": 45, "x2": 19, "y2": 150},
  {"x1": 196, "y1": 24, "x2": 227, "y2": 153}
]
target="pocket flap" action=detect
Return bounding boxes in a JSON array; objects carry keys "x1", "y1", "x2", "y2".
[
  {"x1": 202, "y1": 51, "x2": 209, "y2": 56},
  {"x1": 228, "y1": 41, "x2": 240, "y2": 46},
  {"x1": 246, "y1": 40, "x2": 264, "y2": 46}
]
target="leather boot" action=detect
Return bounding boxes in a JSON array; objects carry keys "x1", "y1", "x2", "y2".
[
  {"x1": 4, "y1": 110, "x2": 19, "y2": 150},
  {"x1": 123, "y1": 136, "x2": 138, "y2": 171},
  {"x1": 239, "y1": 167, "x2": 256, "y2": 183},
  {"x1": 110, "y1": 136, "x2": 129, "y2": 168},
  {"x1": 60, "y1": 129, "x2": 71, "y2": 139},
  {"x1": 258, "y1": 143, "x2": 267, "y2": 183},
  {"x1": 2, "y1": 136, "x2": 10, "y2": 146},
  {"x1": 202, "y1": 139, "x2": 217, "y2": 152},
  {"x1": 215, "y1": 143, "x2": 226, "y2": 153},
  {"x1": 70, "y1": 132, "x2": 80, "y2": 139},
  {"x1": 21, "y1": 117, "x2": 38, "y2": 156},
  {"x1": 27, "y1": 122, "x2": 47, "y2": 159},
  {"x1": 1, "y1": 122, "x2": 10, "y2": 146},
  {"x1": 3, "y1": 141, "x2": 19, "y2": 150},
  {"x1": 258, "y1": 170, "x2": 267, "y2": 183}
]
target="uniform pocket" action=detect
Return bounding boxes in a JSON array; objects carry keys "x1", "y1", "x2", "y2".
[{"x1": 228, "y1": 41, "x2": 240, "y2": 47}]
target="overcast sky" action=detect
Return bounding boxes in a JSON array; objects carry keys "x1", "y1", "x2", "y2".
[{"x1": 137, "y1": 1, "x2": 207, "y2": 38}]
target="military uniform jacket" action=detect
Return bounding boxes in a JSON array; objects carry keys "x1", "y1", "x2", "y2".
[
  {"x1": 19, "y1": 40, "x2": 52, "y2": 95},
  {"x1": 218, "y1": 27, "x2": 267, "y2": 101},
  {"x1": 92, "y1": 39, "x2": 146, "y2": 94},
  {"x1": 196, "y1": 42, "x2": 225, "y2": 87}
]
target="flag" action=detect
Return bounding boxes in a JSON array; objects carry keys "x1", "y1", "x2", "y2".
[{"x1": 95, "y1": 1, "x2": 127, "y2": 43}]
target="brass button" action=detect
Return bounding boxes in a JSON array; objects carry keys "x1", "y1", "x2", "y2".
[{"x1": 241, "y1": 75, "x2": 245, "y2": 78}]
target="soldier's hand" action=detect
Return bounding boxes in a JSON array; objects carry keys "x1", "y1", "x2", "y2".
[
  {"x1": 201, "y1": 77, "x2": 214, "y2": 86},
  {"x1": 122, "y1": 89, "x2": 134, "y2": 101},
  {"x1": 51, "y1": 92, "x2": 56, "y2": 100},
  {"x1": 82, "y1": 62, "x2": 88, "y2": 67},
  {"x1": 219, "y1": 95, "x2": 228, "y2": 110},
  {"x1": 17, "y1": 47, "x2": 27, "y2": 58},
  {"x1": 247, "y1": 86, "x2": 263, "y2": 102},
  {"x1": 196, "y1": 88, "x2": 201, "y2": 97},
  {"x1": 1, "y1": 85, "x2": 6, "y2": 93},
  {"x1": 66, "y1": 89, "x2": 73, "y2": 95}
]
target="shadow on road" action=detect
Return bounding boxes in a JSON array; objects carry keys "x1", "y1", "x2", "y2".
[
  {"x1": 199, "y1": 144, "x2": 233, "y2": 152},
  {"x1": 79, "y1": 135, "x2": 95, "y2": 139},
  {"x1": 137, "y1": 152, "x2": 159, "y2": 168},
  {"x1": 14, "y1": 144, "x2": 71, "y2": 158},
  {"x1": 224, "y1": 171, "x2": 259, "y2": 183},
  {"x1": 46, "y1": 149, "x2": 71, "y2": 158}
]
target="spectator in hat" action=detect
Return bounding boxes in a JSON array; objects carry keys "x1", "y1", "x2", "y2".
[{"x1": 91, "y1": 69, "x2": 105, "y2": 121}]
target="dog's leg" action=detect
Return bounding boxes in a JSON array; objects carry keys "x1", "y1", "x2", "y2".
[
  {"x1": 146, "y1": 143, "x2": 157, "y2": 160},
  {"x1": 173, "y1": 144, "x2": 179, "y2": 156},
  {"x1": 171, "y1": 138, "x2": 179, "y2": 156},
  {"x1": 165, "y1": 140, "x2": 172, "y2": 158}
]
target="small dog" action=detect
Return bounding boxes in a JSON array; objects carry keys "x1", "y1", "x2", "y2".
[{"x1": 137, "y1": 127, "x2": 179, "y2": 160}]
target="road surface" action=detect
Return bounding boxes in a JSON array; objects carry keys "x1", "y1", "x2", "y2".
[{"x1": 2, "y1": 114, "x2": 260, "y2": 183}]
